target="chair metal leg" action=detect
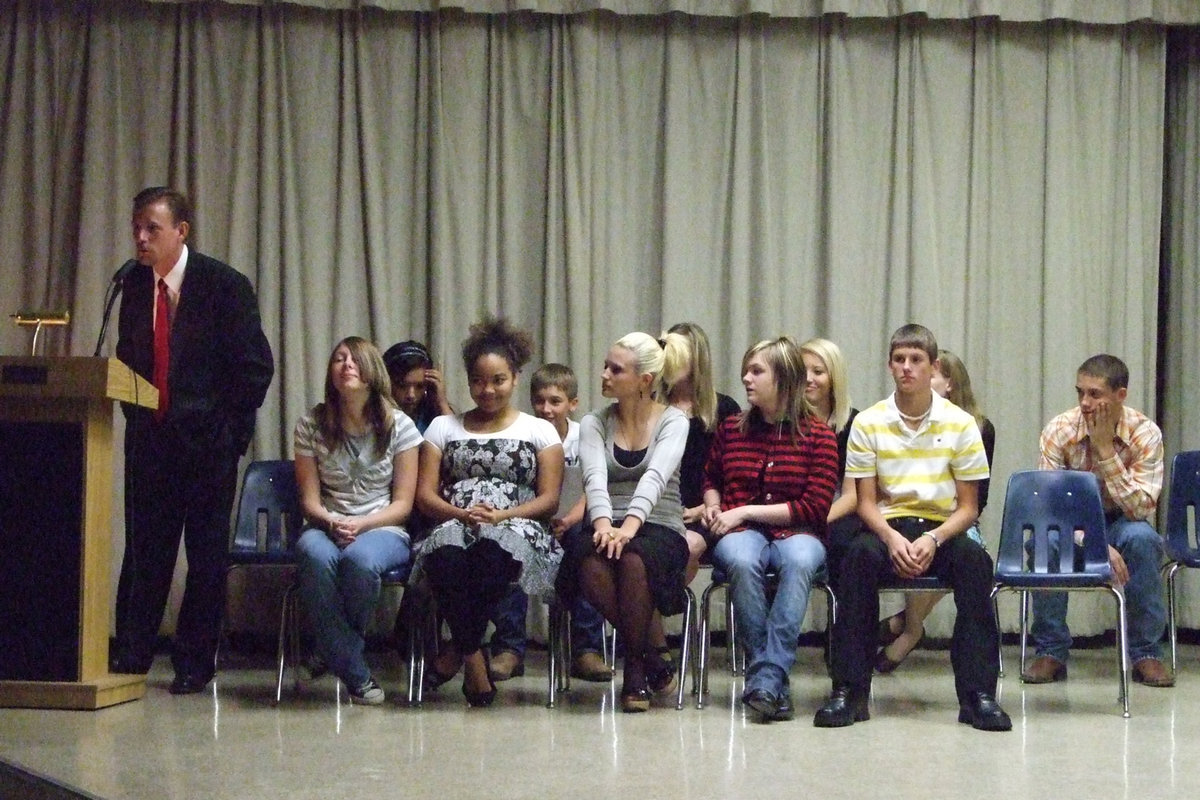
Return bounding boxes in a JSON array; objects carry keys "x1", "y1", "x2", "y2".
[
  {"x1": 725, "y1": 589, "x2": 742, "y2": 675},
  {"x1": 560, "y1": 602, "x2": 572, "y2": 694},
  {"x1": 1018, "y1": 590, "x2": 1029, "y2": 679},
  {"x1": 818, "y1": 581, "x2": 836, "y2": 672},
  {"x1": 547, "y1": 599, "x2": 568, "y2": 708},
  {"x1": 274, "y1": 581, "x2": 298, "y2": 705},
  {"x1": 676, "y1": 588, "x2": 696, "y2": 710},
  {"x1": 407, "y1": 594, "x2": 435, "y2": 707},
  {"x1": 989, "y1": 585, "x2": 1004, "y2": 678},
  {"x1": 697, "y1": 581, "x2": 720, "y2": 707},
  {"x1": 1111, "y1": 585, "x2": 1131, "y2": 718},
  {"x1": 1164, "y1": 562, "x2": 1181, "y2": 674}
]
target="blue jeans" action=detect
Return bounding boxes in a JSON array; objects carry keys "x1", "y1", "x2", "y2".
[
  {"x1": 490, "y1": 585, "x2": 529, "y2": 657},
  {"x1": 712, "y1": 529, "x2": 826, "y2": 696},
  {"x1": 490, "y1": 585, "x2": 606, "y2": 657},
  {"x1": 296, "y1": 527, "x2": 410, "y2": 688},
  {"x1": 1029, "y1": 517, "x2": 1166, "y2": 664}
]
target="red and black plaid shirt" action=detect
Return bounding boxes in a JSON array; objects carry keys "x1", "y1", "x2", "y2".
[{"x1": 702, "y1": 412, "x2": 839, "y2": 540}]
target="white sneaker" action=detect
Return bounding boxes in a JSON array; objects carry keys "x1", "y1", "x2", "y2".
[{"x1": 349, "y1": 677, "x2": 385, "y2": 705}]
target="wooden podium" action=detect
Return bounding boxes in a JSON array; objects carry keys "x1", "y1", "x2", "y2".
[{"x1": 0, "y1": 357, "x2": 156, "y2": 709}]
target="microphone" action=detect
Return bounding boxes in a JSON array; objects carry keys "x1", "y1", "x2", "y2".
[
  {"x1": 93, "y1": 259, "x2": 139, "y2": 357},
  {"x1": 111, "y1": 258, "x2": 138, "y2": 284}
]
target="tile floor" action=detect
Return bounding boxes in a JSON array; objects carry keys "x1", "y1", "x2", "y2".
[{"x1": 0, "y1": 644, "x2": 1197, "y2": 799}]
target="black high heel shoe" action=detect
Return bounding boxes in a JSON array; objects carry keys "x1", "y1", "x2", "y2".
[
  {"x1": 423, "y1": 651, "x2": 461, "y2": 692},
  {"x1": 463, "y1": 651, "x2": 497, "y2": 708}
]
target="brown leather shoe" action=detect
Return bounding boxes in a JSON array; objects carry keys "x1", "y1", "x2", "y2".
[
  {"x1": 1132, "y1": 658, "x2": 1175, "y2": 687},
  {"x1": 487, "y1": 650, "x2": 524, "y2": 682},
  {"x1": 1021, "y1": 655, "x2": 1067, "y2": 684},
  {"x1": 571, "y1": 651, "x2": 613, "y2": 682}
]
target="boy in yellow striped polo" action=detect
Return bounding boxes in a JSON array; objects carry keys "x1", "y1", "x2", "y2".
[{"x1": 813, "y1": 324, "x2": 1010, "y2": 732}]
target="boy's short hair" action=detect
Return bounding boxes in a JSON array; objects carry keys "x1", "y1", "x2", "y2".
[
  {"x1": 889, "y1": 323, "x2": 938, "y2": 361},
  {"x1": 530, "y1": 363, "x2": 578, "y2": 400},
  {"x1": 1077, "y1": 354, "x2": 1129, "y2": 391}
]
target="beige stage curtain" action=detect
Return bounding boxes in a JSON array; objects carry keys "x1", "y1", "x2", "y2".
[
  {"x1": 0, "y1": 1, "x2": 1186, "y2": 634},
  {"x1": 140, "y1": 0, "x2": 1200, "y2": 24}
]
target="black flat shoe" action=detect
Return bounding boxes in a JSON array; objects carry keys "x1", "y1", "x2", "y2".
[
  {"x1": 463, "y1": 678, "x2": 497, "y2": 707},
  {"x1": 169, "y1": 672, "x2": 213, "y2": 695},
  {"x1": 874, "y1": 627, "x2": 924, "y2": 674},
  {"x1": 813, "y1": 686, "x2": 869, "y2": 728},
  {"x1": 958, "y1": 692, "x2": 1012, "y2": 731}
]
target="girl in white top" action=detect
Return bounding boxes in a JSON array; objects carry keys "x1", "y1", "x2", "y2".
[{"x1": 413, "y1": 318, "x2": 563, "y2": 707}]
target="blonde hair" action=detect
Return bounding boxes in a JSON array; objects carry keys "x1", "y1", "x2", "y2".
[
  {"x1": 613, "y1": 331, "x2": 686, "y2": 400},
  {"x1": 799, "y1": 337, "x2": 853, "y2": 433},
  {"x1": 935, "y1": 349, "x2": 985, "y2": 425},
  {"x1": 663, "y1": 322, "x2": 718, "y2": 431},
  {"x1": 737, "y1": 336, "x2": 814, "y2": 438},
  {"x1": 318, "y1": 336, "x2": 397, "y2": 458}
]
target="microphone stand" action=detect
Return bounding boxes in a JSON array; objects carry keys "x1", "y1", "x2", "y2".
[{"x1": 94, "y1": 260, "x2": 137, "y2": 357}]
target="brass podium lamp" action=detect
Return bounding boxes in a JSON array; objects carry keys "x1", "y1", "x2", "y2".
[{"x1": 10, "y1": 310, "x2": 70, "y2": 355}]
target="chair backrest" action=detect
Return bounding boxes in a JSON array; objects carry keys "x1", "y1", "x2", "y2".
[
  {"x1": 1166, "y1": 450, "x2": 1200, "y2": 560},
  {"x1": 995, "y1": 470, "x2": 1110, "y2": 579},
  {"x1": 231, "y1": 459, "x2": 304, "y2": 555}
]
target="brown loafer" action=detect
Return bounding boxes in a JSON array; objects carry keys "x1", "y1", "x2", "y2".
[
  {"x1": 570, "y1": 651, "x2": 613, "y2": 682},
  {"x1": 1021, "y1": 655, "x2": 1067, "y2": 684},
  {"x1": 1132, "y1": 657, "x2": 1175, "y2": 688}
]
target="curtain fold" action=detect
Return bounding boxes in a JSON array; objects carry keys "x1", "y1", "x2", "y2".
[{"x1": 0, "y1": 1, "x2": 1188, "y2": 634}]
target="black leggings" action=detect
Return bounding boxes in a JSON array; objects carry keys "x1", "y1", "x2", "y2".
[{"x1": 424, "y1": 540, "x2": 520, "y2": 655}]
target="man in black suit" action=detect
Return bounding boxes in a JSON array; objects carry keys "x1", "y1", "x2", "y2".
[{"x1": 113, "y1": 187, "x2": 274, "y2": 694}]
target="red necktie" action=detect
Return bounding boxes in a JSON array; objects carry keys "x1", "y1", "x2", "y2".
[{"x1": 153, "y1": 278, "x2": 170, "y2": 421}]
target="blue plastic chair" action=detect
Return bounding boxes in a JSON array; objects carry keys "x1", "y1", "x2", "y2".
[
  {"x1": 225, "y1": 460, "x2": 304, "y2": 702},
  {"x1": 1162, "y1": 451, "x2": 1200, "y2": 673},
  {"x1": 992, "y1": 469, "x2": 1129, "y2": 717}
]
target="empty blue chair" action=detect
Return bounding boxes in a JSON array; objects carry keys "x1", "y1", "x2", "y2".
[
  {"x1": 992, "y1": 469, "x2": 1129, "y2": 717},
  {"x1": 1162, "y1": 451, "x2": 1200, "y2": 673},
  {"x1": 225, "y1": 460, "x2": 304, "y2": 702}
]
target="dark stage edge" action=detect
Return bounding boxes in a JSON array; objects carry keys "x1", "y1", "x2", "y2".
[{"x1": 0, "y1": 758, "x2": 103, "y2": 800}]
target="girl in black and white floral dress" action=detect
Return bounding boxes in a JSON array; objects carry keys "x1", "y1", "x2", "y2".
[{"x1": 412, "y1": 317, "x2": 563, "y2": 706}]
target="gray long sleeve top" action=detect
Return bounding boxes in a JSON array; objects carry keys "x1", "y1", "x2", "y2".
[{"x1": 580, "y1": 404, "x2": 688, "y2": 536}]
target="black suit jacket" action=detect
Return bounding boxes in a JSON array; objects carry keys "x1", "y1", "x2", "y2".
[{"x1": 116, "y1": 249, "x2": 274, "y2": 457}]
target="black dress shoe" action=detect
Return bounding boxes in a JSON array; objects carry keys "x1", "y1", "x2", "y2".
[
  {"x1": 772, "y1": 692, "x2": 795, "y2": 722},
  {"x1": 169, "y1": 673, "x2": 213, "y2": 695},
  {"x1": 813, "y1": 686, "x2": 869, "y2": 728},
  {"x1": 958, "y1": 692, "x2": 1012, "y2": 731},
  {"x1": 742, "y1": 688, "x2": 780, "y2": 720}
]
